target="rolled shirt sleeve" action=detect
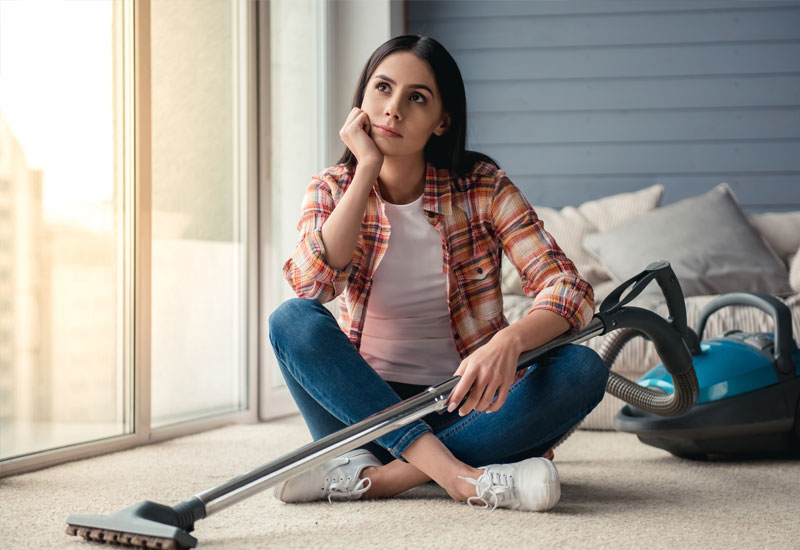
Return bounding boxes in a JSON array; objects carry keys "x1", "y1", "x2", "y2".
[
  {"x1": 490, "y1": 171, "x2": 595, "y2": 330},
  {"x1": 282, "y1": 174, "x2": 353, "y2": 303}
]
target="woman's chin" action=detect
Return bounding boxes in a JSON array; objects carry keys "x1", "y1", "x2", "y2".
[{"x1": 373, "y1": 142, "x2": 395, "y2": 156}]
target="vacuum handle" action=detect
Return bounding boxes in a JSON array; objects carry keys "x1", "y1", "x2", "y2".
[
  {"x1": 599, "y1": 260, "x2": 688, "y2": 336},
  {"x1": 595, "y1": 261, "x2": 695, "y2": 379},
  {"x1": 695, "y1": 291, "x2": 794, "y2": 376}
]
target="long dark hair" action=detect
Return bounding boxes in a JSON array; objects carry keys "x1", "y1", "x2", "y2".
[{"x1": 336, "y1": 35, "x2": 497, "y2": 178}]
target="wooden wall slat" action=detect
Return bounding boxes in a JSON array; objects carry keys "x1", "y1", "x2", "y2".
[
  {"x1": 478, "y1": 141, "x2": 800, "y2": 174},
  {"x1": 468, "y1": 109, "x2": 800, "y2": 144},
  {"x1": 466, "y1": 75, "x2": 800, "y2": 112},
  {"x1": 415, "y1": 9, "x2": 800, "y2": 49},
  {"x1": 408, "y1": 1, "x2": 796, "y2": 20},
  {"x1": 455, "y1": 43, "x2": 800, "y2": 81}
]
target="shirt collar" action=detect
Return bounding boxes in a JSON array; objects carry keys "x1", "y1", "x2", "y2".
[
  {"x1": 370, "y1": 161, "x2": 453, "y2": 217},
  {"x1": 421, "y1": 161, "x2": 453, "y2": 217}
]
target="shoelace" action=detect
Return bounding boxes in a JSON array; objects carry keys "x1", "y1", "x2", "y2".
[
  {"x1": 458, "y1": 471, "x2": 516, "y2": 511},
  {"x1": 327, "y1": 476, "x2": 372, "y2": 503},
  {"x1": 322, "y1": 457, "x2": 373, "y2": 504}
]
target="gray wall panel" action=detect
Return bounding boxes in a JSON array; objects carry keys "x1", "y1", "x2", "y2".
[
  {"x1": 408, "y1": 1, "x2": 796, "y2": 19},
  {"x1": 467, "y1": 76, "x2": 800, "y2": 111},
  {"x1": 479, "y1": 141, "x2": 800, "y2": 174},
  {"x1": 412, "y1": 9, "x2": 800, "y2": 49},
  {"x1": 456, "y1": 43, "x2": 800, "y2": 80},
  {"x1": 469, "y1": 109, "x2": 800, "y2": 144},
  {"x1": 407, "y1": 0, "x2": 800, "y2": 212}
]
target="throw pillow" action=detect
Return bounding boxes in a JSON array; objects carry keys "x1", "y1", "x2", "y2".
[
  {"x1": 500, "y1": 184, "x2": 664, "y2": 295},
  {"x1": 576, "y1": 185, "x2": 665, "y2": 232},
  {"x1": 748, "y1": 211, "x2": 800, "y2": 267},
  {"x1": 582, "y1": 183, "x2": 793, "y2": 299},
  {"x1": 790, "y1": 251, "x2": 800, "y2": 294}
]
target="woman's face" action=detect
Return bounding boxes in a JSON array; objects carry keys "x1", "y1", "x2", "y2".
[{"x1": 361, "y1": 51, "x2": 450, "y2": 159}]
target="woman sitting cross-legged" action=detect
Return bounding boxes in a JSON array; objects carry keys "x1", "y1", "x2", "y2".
[{"x1": 268, "y1": 35, "x2": 608, "y2": 512}]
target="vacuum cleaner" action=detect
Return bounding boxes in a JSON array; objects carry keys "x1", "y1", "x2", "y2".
[
  {"x1": 66, "y1": 260, "x2": 700, "y2": 549},
  {"x1": 612, "y1": 291, "x2": 800, "y2": 460}
]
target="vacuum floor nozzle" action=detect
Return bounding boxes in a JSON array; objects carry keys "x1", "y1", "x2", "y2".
[
  {"x1": 65, "y1": 524, "x2": 180, "y2": 549},
  {"x1": 66, "y1": 499, "x2": 203, "y2": 550}
]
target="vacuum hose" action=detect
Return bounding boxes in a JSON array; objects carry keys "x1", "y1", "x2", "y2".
[
  {"x1": 553, "y1": 329, "x2": 698, "y2": 451},
  {"x1": 599, "y1": 328, "x2": 699, "y2": 416}
]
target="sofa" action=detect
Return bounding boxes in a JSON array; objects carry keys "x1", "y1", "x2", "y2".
[{"x1": 501, "y1": 182, "x2": 800, "y2": 430}]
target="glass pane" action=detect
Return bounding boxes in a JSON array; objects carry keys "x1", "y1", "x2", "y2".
[
  {"x1": 267, "y1": 0, "x2": 318, "y2": 394},
  {"x1": 0, "y1": 0, "x2": 130, "y2": 459},
  {"x1": 150, "y1": 0, "x2": 248, "y2": 426}
]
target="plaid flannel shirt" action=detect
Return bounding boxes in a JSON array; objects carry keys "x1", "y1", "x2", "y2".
[{"x1": 282, "y1": 160, "x2": 595, "y2": 364}]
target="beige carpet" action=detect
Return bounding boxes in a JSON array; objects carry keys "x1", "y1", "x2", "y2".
[{"x1": 1, "y1": 414, "x2": 798, "y2": 550}]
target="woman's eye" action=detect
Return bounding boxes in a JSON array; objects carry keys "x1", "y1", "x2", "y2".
[{"x1": 375, "y1": 82, "x2": 425, "y2": 104}]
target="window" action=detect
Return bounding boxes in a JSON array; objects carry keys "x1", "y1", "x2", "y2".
[
  {"x1": 1, "y1": 0, "x2": 257, "y2": 474},
  {"x1": 149, "y1": 0, "x2": 250, "y2": 426},
  {"x1": 0, "y1": 0, "x2": 129, "y2": 461}
]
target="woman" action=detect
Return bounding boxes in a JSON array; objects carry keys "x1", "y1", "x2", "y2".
[{"x1": 269, "y1": 35, "x2": 608, "y2": 512}]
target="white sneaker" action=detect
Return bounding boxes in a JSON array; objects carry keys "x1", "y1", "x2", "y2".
[
  {"x1": 458, "y1": 456, "x2": 560, "y2": 511},
  {"x1": 272, "y1": 449, "x2": 382, "y2": 503}
]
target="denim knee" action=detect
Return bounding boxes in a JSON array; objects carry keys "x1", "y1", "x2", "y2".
[
  {"x1": 268, "y1": 298, "x2": 325, "y2": 348},
  {"x1": 558, "y1": 344, "x2": 609, "y2": 404}
]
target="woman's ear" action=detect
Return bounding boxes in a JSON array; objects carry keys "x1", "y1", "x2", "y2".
[{"x1": 434, "y1": 113, "x2": 451, "y2": 136}]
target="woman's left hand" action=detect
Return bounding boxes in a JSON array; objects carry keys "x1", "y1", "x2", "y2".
[{"x1": 446, "y1": 332, "x2": 522, "y2": 416}]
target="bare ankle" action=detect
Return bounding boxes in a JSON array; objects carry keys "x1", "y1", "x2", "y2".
[
  {"x1": 359, "y1": 466, "x2": 383, "y2": 499},
  {"x1": 450, "y1": 466, "x2": 484, "y2": 502}
]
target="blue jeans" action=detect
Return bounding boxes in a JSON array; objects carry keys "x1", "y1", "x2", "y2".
[{"x1": 268, "y1": 298, "x2": 609, "y2": 466}]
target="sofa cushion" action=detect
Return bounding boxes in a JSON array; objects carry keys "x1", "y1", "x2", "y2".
[
  {"x1": 501, "y1": 184, "x2": 663, "y2": 296},
  {"x1": 582, "y1": 183, "x2": 793, "y2": 299}
]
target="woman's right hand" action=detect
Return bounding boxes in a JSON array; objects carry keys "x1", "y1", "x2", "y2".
[{"x1": 339, "y1": 108, "x2": 384, "y2": 174}]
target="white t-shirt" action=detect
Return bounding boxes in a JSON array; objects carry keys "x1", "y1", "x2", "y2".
[{"x1": 359, "y1": 192, "x2": 462, "y2": 385}]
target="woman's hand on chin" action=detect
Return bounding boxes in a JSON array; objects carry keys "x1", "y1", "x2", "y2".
[{"x1": 339, "y1": 107, "x2": 384, "y2": 173}]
